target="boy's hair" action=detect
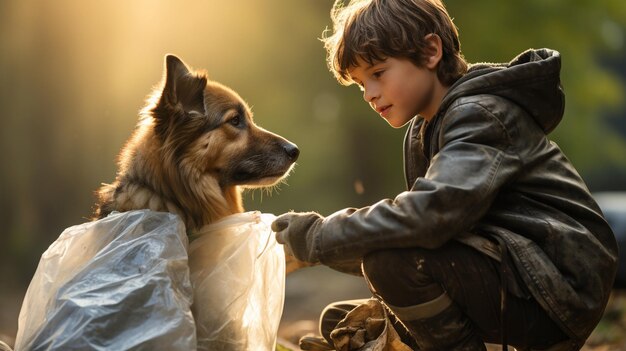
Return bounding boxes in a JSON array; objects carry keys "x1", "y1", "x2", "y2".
[{"x1": 322, "y1": 0, "x2": 467, "y2": 86}]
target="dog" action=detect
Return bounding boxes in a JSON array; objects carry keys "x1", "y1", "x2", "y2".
[
  {"x1": 92, "y1": 55, "x2": 298, "y2": 350},
  {"x1": 93, "y1": 54, "x2": 299, "y2": 231}
]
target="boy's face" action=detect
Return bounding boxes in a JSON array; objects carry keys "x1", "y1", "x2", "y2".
[{"x1": 348, "y1": 57, "x2": 443, "y2": 128}]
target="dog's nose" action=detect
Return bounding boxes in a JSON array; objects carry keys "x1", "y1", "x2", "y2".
[{"x1": 283, "y1": 143, "x2": 300, "y2": 161}]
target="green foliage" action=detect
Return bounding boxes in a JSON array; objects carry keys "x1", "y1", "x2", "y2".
[{"x1": 446, "y1": 0, "x2": 626, "y2": 171}]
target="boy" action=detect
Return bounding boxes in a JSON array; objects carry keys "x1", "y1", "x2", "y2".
[{"x1": 272, "y1": 0, "x2": 618, "y2": 350}]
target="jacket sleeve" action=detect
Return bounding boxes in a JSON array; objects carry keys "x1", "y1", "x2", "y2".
[{"x1": 317, "y1": 101, "x2": 523, "y2": 266}]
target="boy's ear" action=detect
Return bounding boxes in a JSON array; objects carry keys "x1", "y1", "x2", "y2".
[
  {"x1": 423, "y1": 34, "x2": 443, "y2": 70},
  {"x1": 159, "y1": 54, "x2": 207, "y2": 115}
]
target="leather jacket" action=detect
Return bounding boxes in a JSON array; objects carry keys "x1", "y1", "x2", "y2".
[{"x1": 316, "y1": 49, "x2": 618, "y2": 344}]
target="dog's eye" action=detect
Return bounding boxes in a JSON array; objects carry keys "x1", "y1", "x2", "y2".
[{"x1": 229, "y1": 115, "x2": 242, "y2": 127}]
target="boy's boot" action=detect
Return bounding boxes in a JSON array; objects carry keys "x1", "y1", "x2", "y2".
[{"x1": 386, "y1": 293, "x2": 486, "y2": 351}]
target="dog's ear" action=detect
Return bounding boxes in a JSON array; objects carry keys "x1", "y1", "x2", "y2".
[{"x1": 159, "y1": 54, "x2": 207, "y2": 115}]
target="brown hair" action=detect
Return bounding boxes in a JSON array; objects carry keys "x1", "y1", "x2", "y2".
[{"x1": 322, "y1": 0, "x2": 467, "y2": 86}]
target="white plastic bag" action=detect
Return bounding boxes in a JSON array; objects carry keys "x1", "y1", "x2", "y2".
[
  {"x1": 188, "y1": 211, "x2": 285, "y2": 351},
  {"x1": 15, "y1": 210, "x2": 285, "y2": 351},
  {"x1": 14, "y1": 210, "x2": 196, "y2": 351}
]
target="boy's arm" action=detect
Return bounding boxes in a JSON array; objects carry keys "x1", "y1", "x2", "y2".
[{"x1": 275, "y1": 101, "x2": 522, "y2": 266}]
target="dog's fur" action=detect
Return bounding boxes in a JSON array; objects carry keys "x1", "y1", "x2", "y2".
[{"x1": 93, "y1": 55, "x2": 298, "y2": 231}]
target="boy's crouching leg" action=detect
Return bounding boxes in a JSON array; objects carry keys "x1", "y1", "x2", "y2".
[{"x1": 362, "y1": 248, "x2": 486, "y2": 351}]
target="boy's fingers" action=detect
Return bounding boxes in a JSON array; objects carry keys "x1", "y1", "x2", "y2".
[
  {"x1": 275, "y1": 231, "x2": 287, "y2": 244},
  {"x1": 285, "y1": 254, "x2": 315, "y2": 275},
  {"x1": 271, "y1": 216, "x2": 290, "y2": 232}
]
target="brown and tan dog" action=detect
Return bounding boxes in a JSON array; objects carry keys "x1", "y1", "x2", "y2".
[{"x1": 94, "y1": 55, "x2": 298, "y2": 231}]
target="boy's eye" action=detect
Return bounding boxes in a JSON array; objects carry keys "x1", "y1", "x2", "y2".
[{"x1": 373, "y1": 70, "x2": 385, "y2": 78}]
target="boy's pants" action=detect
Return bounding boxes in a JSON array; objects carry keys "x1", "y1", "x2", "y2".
[{"x1": 320, "y1": 241, "x2": 569, "y2": 350}]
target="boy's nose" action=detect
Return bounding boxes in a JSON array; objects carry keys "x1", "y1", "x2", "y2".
[{"x1": 363, "y1": 87, "x2": 377, "y2": 103}]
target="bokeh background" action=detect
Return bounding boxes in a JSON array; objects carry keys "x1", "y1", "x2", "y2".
[{"x1": 1, "y1": 0, "x2": 625, "y2": 348}]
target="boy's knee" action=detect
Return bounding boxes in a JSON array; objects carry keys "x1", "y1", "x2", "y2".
[
  {"x1": 363, "y1": 248, "x2": 443, "y2": 307},
  {"x1": 362, "y1": 249, "x2": 402, "y2": 287},
  {"x1": 362, "y1": 248, "x2": 431, "y2": 282}
]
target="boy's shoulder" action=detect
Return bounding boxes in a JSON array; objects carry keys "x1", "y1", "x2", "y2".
[
  {"x1": 438, "y1": 49, "x2": 564, "y2": 134},
  {"x1": 433, "y1": 95, "x2": 519, "y2": 152},
  {"x1": 446, "y1": 94, "x2": 511, "y2": 115},
  {"x1": 441, "y1": 94, "x2": 525, "y2": 131}
]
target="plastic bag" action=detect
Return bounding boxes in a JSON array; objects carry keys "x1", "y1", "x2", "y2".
[
  {"x1": 14, "y1": 210, "x2": 285, "y2": 351},
  {"x1": 14, "y1": 210, "x2": 196, "y2": 351},
  {"x1": 188, "y1": 211, "x2": 285, "y2": 351}
]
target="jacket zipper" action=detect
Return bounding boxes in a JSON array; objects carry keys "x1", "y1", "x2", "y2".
[
  {"x1": 403, "y1": 118, "x2": 417, "y2": 190},
  {"x1": 424, "y1": 112, "x2": 443, "y2": 159}
]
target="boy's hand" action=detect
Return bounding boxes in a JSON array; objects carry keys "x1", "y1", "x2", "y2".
[
  {"x1": 284, "y1": 251, "x2": 316, "y2": 274},
  {"x1": 272, "y1": 212, "x2": 323, "y2": 264}
]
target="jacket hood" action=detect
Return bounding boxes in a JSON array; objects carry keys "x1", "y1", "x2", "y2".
[{"x1": 439, "y1": 48, "x2": 565, "y2": 134}]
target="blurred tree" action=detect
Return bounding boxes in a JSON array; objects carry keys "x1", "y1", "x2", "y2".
[{"x1": 445, "y1": 0, "x2": 626, "y2": 175}]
